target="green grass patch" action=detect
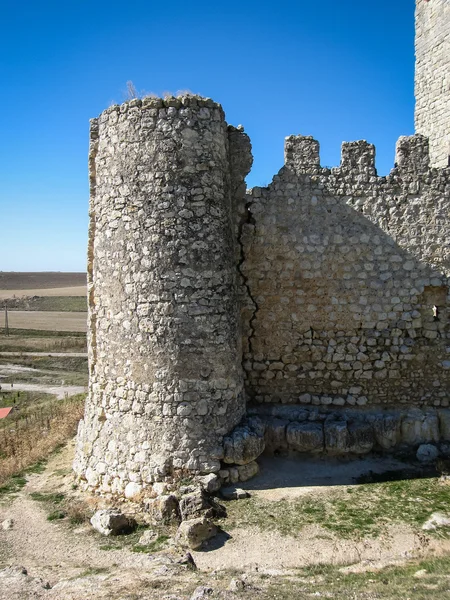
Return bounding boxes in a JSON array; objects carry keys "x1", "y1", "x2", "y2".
[
  {"x1": 132, "y1": 535, "x2": 170, "y2": 553},
  {"x1": 223, "y1": 476, "x2": 450, "y2": 540},
  {"x1": 0, "y1": 460, "x2": 47, "y2": 498},
  {"x1": 0, "y1": 474, "x2": 27, "y2": 496},
  {"x1": 266, "y1": 554, "x2": 450, "y2": 599}
]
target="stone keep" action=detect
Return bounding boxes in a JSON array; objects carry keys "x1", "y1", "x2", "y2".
[
  {"x1": 75, "y1": 0, "x2": 450, "y2": 494},
  {"x1": 415, "y1": 0, "x2": 450, "y2": 167}
]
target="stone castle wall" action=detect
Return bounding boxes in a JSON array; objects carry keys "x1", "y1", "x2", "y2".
[
  {"x1": 75, "y1": 0, "x2": 450, "y2": 494},
  {"x1": 415, "y1": 0, "x2": 450, "y2": 167},
  {"x1": 242, "y1": 135, "x2": 450, "y2": 409},
  {"x1": 74, "y1": 96, "x2": 252, "y2": 494}
]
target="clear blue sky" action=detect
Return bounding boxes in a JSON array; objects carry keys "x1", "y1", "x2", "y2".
[{"x1": 0, "y1": 0, "x2": 415, "y2": 272}]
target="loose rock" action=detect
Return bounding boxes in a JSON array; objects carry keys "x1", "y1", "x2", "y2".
[
  {"x1": 175, "y1": 517, "x2": 218, "y2": 550},
  {"x1": 90, "y1": 509, "x2": 130, "y2": 536}
]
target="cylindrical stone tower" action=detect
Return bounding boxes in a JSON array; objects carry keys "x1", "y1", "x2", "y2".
[{"x1": 74, "y1": 96, "x2": 251, "y2": 496}]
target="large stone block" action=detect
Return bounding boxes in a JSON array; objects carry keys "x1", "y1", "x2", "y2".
[
  {"x1": 373, "y1": 414, "x2": 401, "y2": 450},
  {"x1": 223, "y1": 418, "x2": 265, "y2": 465},
  {"x1": 286, "y1": 422, "x2": 323, "y2": 453}
]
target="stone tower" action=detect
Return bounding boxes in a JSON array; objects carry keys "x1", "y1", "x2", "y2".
[
  {"x1": 415, "y1": 0, "x2": 450, "y2": 167},
  {"x1": 74, "y1": 96, "x2": 252, "y2": 495}
]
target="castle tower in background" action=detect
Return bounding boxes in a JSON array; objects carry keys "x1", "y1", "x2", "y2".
[{"x1": 415, "y1": 0, "x2": 450, "y2": 167}]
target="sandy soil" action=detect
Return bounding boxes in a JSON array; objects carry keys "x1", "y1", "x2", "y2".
[{"x1": 6, "y1": 312, "x2": 87, "y2": 333}]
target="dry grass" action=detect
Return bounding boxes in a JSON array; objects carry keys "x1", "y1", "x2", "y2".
[
  {"x1": 0, "y1": 393, "x2": 85, "y2": 488},
  {"x1": 6, "y1": 311, "x2": 87, "y2": 332}
]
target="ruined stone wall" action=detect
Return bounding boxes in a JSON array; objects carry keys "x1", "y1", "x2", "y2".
[
  {"x1": 241, "y1": 135, "x2": 450, "y2": 409},
  {"x1": 415, "y1": 0, "x2": 450, "y2": 167},
  {"x1": 74, "y1": 96, "x2": 251, "y2": 495}
]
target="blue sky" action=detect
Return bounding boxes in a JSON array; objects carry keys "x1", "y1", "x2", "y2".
[{"x1": 0, "y1": 0, "x2": 415, "y2": 272}]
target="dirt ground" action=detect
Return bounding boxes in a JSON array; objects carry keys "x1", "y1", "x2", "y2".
[{"x1": 2, "y1": 443, "x2": 450, "y2": 599}]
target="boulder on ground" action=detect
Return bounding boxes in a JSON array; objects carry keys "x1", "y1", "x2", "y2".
[
  {"x1": 416, "y1": 443, "x2": 439, "y2": 463},
  {"x1": 221, "y1": 487, "x2": 250, "y2": 500},
  {"x1": 179, "y1": 489, "x2": 226, "y2": 521},
  {"x1": 223, "y1": 418, "x2": 265, "y2": 465},
  {"x1": 138, "y1": 529, "x2": 158, "y2": 545},
  {"x1": 422, "y1": 512, "x2": 450, "y2": 530},
  {"x1": 1, "y1": 518, "x2": 14, "y2": 530},
  {"x1": 236, "y1": 460, "x2": 259, "y2": 482},
  {"x1": 175, "y1": 517, "x2": 217, "y2": 550},
  {"x1": 190, "y1": 586, "x2": 213, "y2": 599},
  {"x1": 197, "y1": 473, "x2": 221, "y2": 493},
  {"x1": 90, "y1": 509, "x2": 131, "y2": 536},
  {"x1": 145, "y1": 494, "x2": 180, "y2": 523}
]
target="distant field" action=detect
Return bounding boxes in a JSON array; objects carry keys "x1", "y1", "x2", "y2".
[
  {"x1": 0, "y1": 286, "x2": 86, "y2": 300},
  {"x1": 6, "y1": 311, "x2": 87, "y2": 333},
  {"x1": 0, "y1": 272, "x2": 86, "y2": 290},
  {"x1": 7, "y1": 296, "x2": 87, "y2": 312}
]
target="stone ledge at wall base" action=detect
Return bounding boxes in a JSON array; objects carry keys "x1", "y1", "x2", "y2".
[{"x1": 246, "y1": 404, "x2": 450, "y2": 457}]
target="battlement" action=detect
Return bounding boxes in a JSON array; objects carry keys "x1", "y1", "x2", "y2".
[{"x1": 282, "y1": 133, "x2": 448, "y2": 179}]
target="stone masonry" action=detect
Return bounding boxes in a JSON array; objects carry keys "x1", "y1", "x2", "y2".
[
  {"x1": 415, "y1": 0, "x2": 450, "y2": 167},
  {"x1": 74, "y1": 0, "x2": 450, "y2": 495}
]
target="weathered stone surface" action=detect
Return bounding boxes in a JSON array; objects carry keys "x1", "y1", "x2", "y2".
[
  {"x1": 190, "y1": 586, "x2": 213, "y2": 600},
  {"x1": 74, "y1": 96, "x2": 252, "y2": 492},
  {"x1": 415, "y1": 0, "x2": 449, "y2": 168},
  {"x1": 221, "y1": 487, "x2": 250, "y2": 500},
  {"x1": 417, "y1": 444, "x2": 439, "y2": 463},
  {"x1": 1, "y1": 519, "x2": 14, "y2": 531},
  {"x1": 236, "y1": 461, "x2": 259, "y2": 482},
  {"x1": 124, "y1": 482, "x2": 142, "y2": 499},
  {"x1": 197, "y1": 473, "x2": 221, "y2": 493},
  {"x1": 347, "y1": 421, "x2": 374, "y2": 454},
  {"x1": 223, "y1": 419, "x2": 265, "y2": 465},
  {"x1": 145, "y1": 494, "x2": 180, "y2": 523},
  {"x1": 90, "y1": 509, "x2": 130, "y2": 536},
  {"x1": 179, "y1": 489, "x2": 225, "y2": 521},
  {"x1": 264, "y1": 418, "x2": 289, "y2": 453},
  {"x1": 439, "y1": 410, "x2": 450, "y2": 440},
  {"x1": 422, "y1": 512, "x2": 450, "y2": 531},
  {"x1": 324, "y1": 420, "x2": 348, "y2": 453},
  {"x1": 175, "y1": 518, "x2": 217, "y2": 549},
  {"x1": 286, "y1": 422, "x2": 323, "y2": 453},
  {"x1": 138, "y1": 529, "x2": 158, "y2": 545},
  {"x1": 401, "y1": 412, "x2": 440, "y2": 445},
  {"x1": 373, "y1": 414, "x2": 401, "y2": 450}
]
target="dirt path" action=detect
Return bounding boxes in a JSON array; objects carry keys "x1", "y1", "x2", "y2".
[
  {"x1": 2, "y1": 444, "x2": 450, "y2": 599},
  {"x1": 0, "y1": 383, "x2": 86, "y2": 399},
  {"x1": 0, "y1": 353, "x2": 87, "y2": 358}
]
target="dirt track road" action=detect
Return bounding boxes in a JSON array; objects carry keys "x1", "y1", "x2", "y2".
[{"x1": 0, "y1": 352, "x2": 87, "y2": 358}]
